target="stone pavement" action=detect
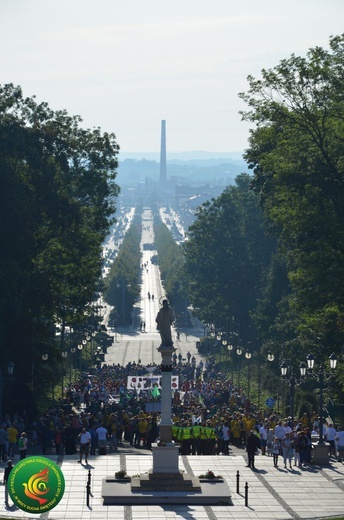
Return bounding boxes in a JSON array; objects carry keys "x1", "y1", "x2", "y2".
[{"x1": 1, "y1": 449, "x2": 344, "y2": 519}]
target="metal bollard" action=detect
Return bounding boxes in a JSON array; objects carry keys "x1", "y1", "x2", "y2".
[
  {"x1": 236, "y1": 470, "x2": 240, "y2": 494},
  {"x1": 245, "y1": 481, "x2": 249, "y2": 507},
  {"x1": 86, "y1": 469, "x2": 92, "y2": 507}
]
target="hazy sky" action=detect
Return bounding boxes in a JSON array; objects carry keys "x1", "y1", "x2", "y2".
[{"x1": 1, "y1": 1, "x2": 343, "y2": 154}]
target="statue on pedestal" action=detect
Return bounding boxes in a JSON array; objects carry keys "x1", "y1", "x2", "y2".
[{"x1": 156, "y1": 299, "x2": 175, "y2": 347}]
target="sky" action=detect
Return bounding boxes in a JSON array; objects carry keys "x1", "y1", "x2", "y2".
[{"x1": 1, "y1": 0, "x2": 344, "y2": 155}]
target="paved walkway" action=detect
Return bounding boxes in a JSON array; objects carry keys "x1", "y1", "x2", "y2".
[{"x1": 1, "y1": 449, "x2": 344, "y2": 519}]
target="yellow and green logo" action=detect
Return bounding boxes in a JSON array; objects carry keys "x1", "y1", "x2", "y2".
[{"x1": 8, "y1": 456, "x2": 65, "y2": 513}]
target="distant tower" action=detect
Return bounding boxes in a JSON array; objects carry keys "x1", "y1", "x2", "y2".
[{"x1": 160, "y1": 120, "x2": 166, "y2": 182}]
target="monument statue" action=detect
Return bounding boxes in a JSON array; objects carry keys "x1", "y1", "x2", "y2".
[{"x1": 156, "y1": 299, "x2": 175, "y2": 347}]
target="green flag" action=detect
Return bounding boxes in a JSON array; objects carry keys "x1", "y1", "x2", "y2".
[{"x1": 151, "y1": 385, "x2": 160, "y2": 398}]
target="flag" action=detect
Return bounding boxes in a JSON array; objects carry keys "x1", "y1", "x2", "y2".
[{"x1": 151, "y1": 385, "x2": 160, "y2": 398}]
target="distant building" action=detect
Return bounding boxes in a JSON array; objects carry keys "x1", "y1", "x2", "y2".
[{"x1": 159, "y1": 120, "x2": 166, "y2": 182}]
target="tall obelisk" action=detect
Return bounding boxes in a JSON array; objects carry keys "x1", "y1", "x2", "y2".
[{"x1": 159, "y1": 120, "x2": 166, "y2": 183}]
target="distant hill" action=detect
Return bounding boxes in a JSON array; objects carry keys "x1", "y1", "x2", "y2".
[
  {"x1": 117, "y1": 151, "x2": 249, "y2": 186},
  {"x1": 119, "y1": 150, "x2": 245, "y2": 162}
]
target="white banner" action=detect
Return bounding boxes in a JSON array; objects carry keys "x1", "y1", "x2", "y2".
[{"x1": 127, "y1": 375, "x2": 179, "y2": 390}]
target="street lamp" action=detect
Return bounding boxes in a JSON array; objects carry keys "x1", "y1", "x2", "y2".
[
  {"x1": 280, "y1": 360, "x2": 305, "y2": 421},
  {"x1": 304, "y1": 353, "x2": 337, "y2": 445},
  {"x1": 245, "y1": 351, "x2": 252, "y2": 399},
  {"x1": 221, "y1": 337, "x2": 227, "y2": 364},
  {"x1": 70, "y1": 345, "x2": 76, "y2": 384},
  {"x1": 227, "y1": 342, "x2": 234, "y2": 382},
  {"x1": 280, "y1": 353, "x2": 337, "y2": 431},
  {"x1": 61, "y1": 350, "x2": 68, "y2": 399},
  {"x1": 236, "y1": 347, "x2": 243, "y2": 389}
]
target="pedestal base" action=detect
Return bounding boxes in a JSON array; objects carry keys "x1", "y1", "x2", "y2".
[
  {"x1": 131, "y1": 471, "x2": 201, "y2": 492},
  {"x1": 152, "y1": 443, "x2": 179, "y2": 473},
  {"x1": 102, "y1": 470, "x2": 232, "y2": 505},
  {"x1": 313, "y1": 443, "x2": 330, "y2": 464}
]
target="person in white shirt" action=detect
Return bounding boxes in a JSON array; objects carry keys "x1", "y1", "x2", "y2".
[
  {"x1": 326, "y1": 424, "x2": 337, "y2": 456},
  {"x1": 222, "y1": 422, "x2": 230, "y2": 455},
  {"x1": 283, "y1": 422, "x2": 292, "y2": 435},
  {"x1": 96, "y1": 424, "x2": 108, "y2": 450},
  {"x1": 335, "y1": 426, "x2": 344, "y2": 462},
  {"x1": 275, "y1": 421, "x2": 286, "y2": 443},
  {"x1": 259, "y1": 423, "x2": 269, "y2": 455},
  {"x1": 77, "y1": 427, "x2": 91, "y2": 465}
]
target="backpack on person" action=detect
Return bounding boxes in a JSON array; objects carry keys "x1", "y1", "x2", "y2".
[{"x1": 18, "y1": 437, "x2": 24, "y2": 449}]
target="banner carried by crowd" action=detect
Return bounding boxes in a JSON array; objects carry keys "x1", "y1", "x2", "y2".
[{"x1": 127, "y1": 375, "x2": 179, "y2": 390}]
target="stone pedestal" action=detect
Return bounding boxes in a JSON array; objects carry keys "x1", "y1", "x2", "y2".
[
  {"x1": 152, "y1": 443, "x2": 179, "y2": 473},
  {"x1": 313, "y1": 443, "x2": 329, "y2": 464},
  {"x1": 151, "y1": 344, "x2": 179, "y2": 475},
  {"x1": 131, "y1": 471, "x2": 201, "y2": 492},
  {"x1": 156, "y1": 345, "x2": 176, "y2": 443}
]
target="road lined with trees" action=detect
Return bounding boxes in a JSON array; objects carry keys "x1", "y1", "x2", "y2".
[{"x1": 2, "y1": 34, "x2": 344, "y2": 423}]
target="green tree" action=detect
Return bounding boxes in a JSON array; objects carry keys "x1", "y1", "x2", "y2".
[
  {"x1": 239, "y1": 34, "x2": 344, "y2": 357},
  {"x1": 153, "y1": 219, "x2": 186, "y2": 316},
  {"x1": 104, "y1": 214, "x2": 141, "y2": 325},
  {"x1": 183, "y1": 173, "x2": 275, "y2": 343},
  {"x1": 0, "y1": 84, "x2": 120, "y2": 414}
]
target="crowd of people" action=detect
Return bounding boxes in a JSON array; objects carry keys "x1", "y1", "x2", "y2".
[{"x1": 0, "y1": 360, "x2": 344, "y2": 471}]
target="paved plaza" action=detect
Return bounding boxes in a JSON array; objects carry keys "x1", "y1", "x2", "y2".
[{"x1": 1, "y1": 448, "x2": 344, "y2": 520}]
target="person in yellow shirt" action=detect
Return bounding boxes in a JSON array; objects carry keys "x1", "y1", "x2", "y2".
[
  {"x1": 7, "y1": 425, "x2": 18, "y2": 458},
  {"x1": 232, "y1": 419, "x2": 241, "y2": 446},
  {"x1": 299, "y1": 413, "x2": 309, "y2": 429},
  {"x1": 137, "y1": 418, "x2": 148, "y2": 447}
]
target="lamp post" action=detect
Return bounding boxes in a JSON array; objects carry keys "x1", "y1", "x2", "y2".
[
  {"x1": 70, "y1": 346, "x2": 76, "y2": 384},
  {"x1": 257, "y1": 352, "x2": 274, "y2": 411},
  {"x1": 280, "y1": 360, "x2": 305, "y2": 421},
  {"x1": 61, "y1": 350, "x2": 68, "y2": 400},
  {"x1": 245, "y1": 351, "x2": 252, "y2": 399},
  {"x1": 222, "y1": 337, "x2": 227, "y2": 365},
  {"x1": 77, "y1": 342, "x2": 83, "y2": 372},
  {"x1": 227, "y1": 342, "x2": 234, "y2": 383},
  {"x1": 0, "y1": 362, "x2": 15, "y2": 421},
  {"x1": 304, "y1": 353, "x2": 337, "y2": 445},
  {"x1": 280, "y1": 352, "x2": 337, "y2": 463},
  {"x1": 236, "y1": 347, "x2": 243, "y2": 389}
]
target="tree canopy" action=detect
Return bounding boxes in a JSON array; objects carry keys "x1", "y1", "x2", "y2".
[
  {"x1": 183, "y1": 173, "x2": 275, "y2": 345},
  {"x1": 0, "y1": 84, "x2": 120, "y2": 412},
  {"x1": 239, "y1": 34, "x2": 344, "y2": 359}
]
